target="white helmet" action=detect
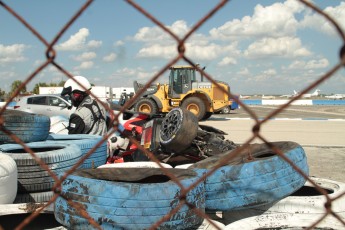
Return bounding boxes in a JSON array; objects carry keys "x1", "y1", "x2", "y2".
[{"x1": 61, "y1": 76, "x2": 91, "y2": 96}]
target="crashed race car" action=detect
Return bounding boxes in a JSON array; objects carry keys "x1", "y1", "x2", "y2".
[{"x1": 107, "y1": 107, "x2": 238, "y2": 167}]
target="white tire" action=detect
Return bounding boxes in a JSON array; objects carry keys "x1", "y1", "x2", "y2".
[
  {"x1": 197, "y1": 219, "x2": 225, "y2": 230},
  {"x1": 50, "y1": 116, "x2": 69, "y2": 134},
  {"x1": 175, "y1": 163, "x2": 193, "y2": 169},
  {"x1": 223, "y1": 177, "x2": 345, "y2": 223},
  {"x1": 224, "y1": 212, "x2": 345, "y2": 229},
  {"x1": 97, "y1": 161, "x2": 173, "y2": 169},
  {"x1": 0, "y1": 154, "x2": 17, "y2": 204}
]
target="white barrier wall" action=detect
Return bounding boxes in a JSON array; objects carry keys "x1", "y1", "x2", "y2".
[{"x1": 262, "y1": 100, "x2": 313, "y2": 105}]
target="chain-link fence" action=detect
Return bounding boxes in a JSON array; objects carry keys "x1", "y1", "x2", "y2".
[{"x1": 0, "y1": 0, "x2": 344, "y2": 229}]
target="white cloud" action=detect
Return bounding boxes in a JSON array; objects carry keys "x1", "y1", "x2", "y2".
[
  {"x1": 72, "y1": 52, "x2": 97, "y2": 61},
  {"x1": 0, "y1": 44, "x2": 28, "y2": 63},
  {"x1": 305, "y1": 58, "x2": 329, "y2": 69},
  {"x1": 210, "y1": 0, "x2": 303, "y2": 40},
  {"x1": 134, "y1": 20, "x2": 190, "y2": 44},
  {"x1": 87, "y1": 40, "x2": 102, "y2": 49},
  {"x1": 237, "y1": 68, "x2": 250, "y2": 76},
  {"x1": 74, "y1": 61, "x2": 94, "y2": 70},
  {"x1": 286, "y1": 58, "x2": 329, "y2": 70},
  {"x1": 218, "y1": 57, "x2": 237, "y2": 66},
  {"x1": 57, "y1": 28, "x2": 89, "y2": 51},
  {"x1": 134, "y1": 20, "x2": 227, "y2": 60},
  {"x1": 263, "y1": 68, "x2": 277, "y2": 76},
  {"x1": 110, "y1": 67, "x2": 157, "y2": 83},
  {"x1": 0, "y1": 71, "x2": 16, "y2": 80},
  {"x1": 103, "y1": 53, "x2": 117, "y2": 62},
  {"x1": 115, "y1": 40, "x2": 124, "y2": 46},
  {"x1": 57, "y1": 28, "x2": 102, "y2": 51},
  {"x1": 137, "y1": 44, "x2": 175, "y2": 59},
  {"x1": 301, "y1": 2, "x2": 345, "y2": 36},
  {"x1": 244, "y1": 37, "x2": 311, "y2": 59}
]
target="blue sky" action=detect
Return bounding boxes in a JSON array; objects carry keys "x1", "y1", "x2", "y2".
[{"x1": 0, "y1": 0, "x2": 344, "y2": 95}]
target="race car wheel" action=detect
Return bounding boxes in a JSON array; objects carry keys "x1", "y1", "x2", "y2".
[{"x1": 160, "y1": 107, "x2": 198, "y2": 153}]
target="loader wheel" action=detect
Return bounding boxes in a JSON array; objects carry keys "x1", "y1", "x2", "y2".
[
  {"x1": 134, "y1": 98, "x2": 158, "y2": 114},
  {"x1": 202, "y1": 112, "x2": 212, "y2": 120},
  {"x1": 181, "y1": 97, "x2": 206, "y2": 121}
]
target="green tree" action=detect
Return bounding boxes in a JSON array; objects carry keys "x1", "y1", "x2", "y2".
[
  {"x1": 0, "y1": 88, "x2": 5, "y2": 101},
  {"x1": 10, "y1": 80, "x2": 27, "y2": 96},
  {"x1": 32, "y1": 82, "x2": 48, "y2": 94},
  {"x1": 58, "y1": 80, "x2": 65, "y2": 87}
]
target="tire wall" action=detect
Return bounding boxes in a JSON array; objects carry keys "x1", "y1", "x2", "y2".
[{"x1": 46, "y1": 134, "x2": 107, "y2": 169}]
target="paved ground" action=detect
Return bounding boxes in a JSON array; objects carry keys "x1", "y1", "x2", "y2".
[
  {"x1": 204, "y1": 105, "x2": 345, "y2": 183},
  {"x1": 219, "y1": 105, "x2": 345, "y2": 119}
]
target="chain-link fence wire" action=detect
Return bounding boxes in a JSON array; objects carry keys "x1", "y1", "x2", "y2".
[{"x1": 0, "y1": 0, "x2": 344, "y2": 229}]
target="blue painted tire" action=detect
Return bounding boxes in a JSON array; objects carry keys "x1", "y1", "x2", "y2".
[
  {"x1": 0, "y1": 110, "x2": 50, "y2": 143},
  {"x1": 54, "y1": 168, "x2": 205, "y2": 229},
  {"x1": 190, "y1": 141, "x2": 309, "y2": 211},
  {"x1": 46, "y1": 134, "x2": 107, "y2": 169},
  {"x1": 0, "y1": 142, "x2": 82, "y2": 193}
]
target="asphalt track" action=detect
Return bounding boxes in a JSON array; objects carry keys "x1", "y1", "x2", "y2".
[{"x1": 203, "y1": 105, "x2": 345, "y2": 183}]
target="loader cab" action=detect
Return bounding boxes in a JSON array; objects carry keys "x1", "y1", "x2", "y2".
[{"x1": 168, "y1": 66, "x2": 196, "y2": 98}]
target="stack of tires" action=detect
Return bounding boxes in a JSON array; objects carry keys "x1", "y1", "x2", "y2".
[{"x1": 0, "y1": 110, "x2": 107, "y2": 204}]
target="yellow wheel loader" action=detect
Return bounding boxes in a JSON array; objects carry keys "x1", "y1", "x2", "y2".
[{"x1": 132, "y1": 65, "x2": 232, "y2": 120}]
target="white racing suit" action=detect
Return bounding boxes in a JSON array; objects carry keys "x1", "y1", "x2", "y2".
[{"x1": 68, "y1": 96, "x2": 107, "y2": 136}]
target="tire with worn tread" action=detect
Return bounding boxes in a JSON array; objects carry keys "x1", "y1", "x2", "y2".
[
  {"x1": 54, "y1": 168, "x2": 205, "y2": 229},
  {"x1": 202, "y1": 112, "x2": 212, "y2": 120},
  {"x1": 0, "y1": 142, "x2": 82, "y2": 193},
  {"x1": 46, "y1": 134, "x2": 107, "y2": 169},
  {"x1": 0, "y1": 110, "x2": 50, "y2": 143},
  {"x1": 0, "y1": 154, "x2": 17, "y2": 204},
  {"x1": 191, "y1": 141, "x2": 309, "y2": 211},
  {"x1": 160, "y1": 107, "x2": 198, "y2": 153},
  {"x1": 14, "y1": 191, "x2": 54, "y2": 203}
]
